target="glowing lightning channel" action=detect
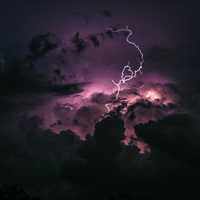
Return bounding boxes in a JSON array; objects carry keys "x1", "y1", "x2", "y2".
[{"x1": 108, "y1": 26, "x2": 144, "y2": 100}]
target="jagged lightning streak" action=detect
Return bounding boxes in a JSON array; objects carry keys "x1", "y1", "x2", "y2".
[
  {"x1": 63, "y1": 26, "x2": 144, "y2": 113},
  {"x1": 108, "y1": 26, "x2": 144, "y2": 100}
]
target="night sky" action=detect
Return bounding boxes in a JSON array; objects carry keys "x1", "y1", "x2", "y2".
[{"x1": 0, "y1": 0, "x2": 200, "y2": 199}]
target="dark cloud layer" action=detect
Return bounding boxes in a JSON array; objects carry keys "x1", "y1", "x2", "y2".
[
  {"x1": 1, "y1": 113, "x2": 200, "y2": 199},
  {"x1": 136, "y1": 113, "x2": 200, "y2": 166}
]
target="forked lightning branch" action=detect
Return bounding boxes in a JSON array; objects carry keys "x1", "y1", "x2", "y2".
[
  {"x1": 105, "y1": 26, "x2": 144, "y2": 112},
  {"x1": 108, "y1": 26, "x2": 144, "y2": 100},
  {"x1": 64, "y1": 26, "x2": 144, "y2": 112}
]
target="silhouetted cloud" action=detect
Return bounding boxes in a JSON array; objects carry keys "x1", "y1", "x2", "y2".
[
  {"x1": 29, "y1": 32, "x2": 59, "y2": 59},
  {"x1": 136, "y1": 113, "x2": 200, "y2": 166}
]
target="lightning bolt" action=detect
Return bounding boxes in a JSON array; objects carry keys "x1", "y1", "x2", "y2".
[
  {"x1": 63, "y1": 26, "x2": 144, "y2": 114},
  {"x1": 108, "y1": 26, "x2": 144, "y2": 100}
]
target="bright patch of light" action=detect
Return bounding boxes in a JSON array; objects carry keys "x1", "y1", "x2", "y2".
[{"x1": 144, "y1": 90, "x2": 161, "y2": 102}]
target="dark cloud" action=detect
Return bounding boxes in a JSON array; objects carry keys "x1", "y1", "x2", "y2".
[
  {"x1": 71, "y1": 32, "x2": 87, "y2": 54},
  {"x1": 88, "y1": 34, "x2": 100, "y2": 47},
  {"x1": 90, "y1": 92, "x2": 111, "y2": 104},
  {"x1": 1, "y1": 109, "x2": 200, "y2": 199},
  {"x1": 135, "y1": 113, "x2": 200, "y2": 166},
  {"x1": 29, "y1": 32, "x2": 59, "y2": 59}
]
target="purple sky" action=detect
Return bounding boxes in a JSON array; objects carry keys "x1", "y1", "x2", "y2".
[{"x1": 0, "y1": 0, "x2": 197, "y2": 50}]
